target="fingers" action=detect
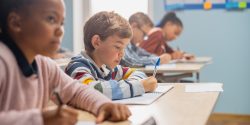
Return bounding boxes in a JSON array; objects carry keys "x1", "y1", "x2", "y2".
[
  {"x1": 96, "y1": 103, "x2": 131, "y2": 123},
  {"x1": 43, "y1": 106, "x2": 78, "y2": 125},
  {"x1": 109, "y1": 104, "x2": 121, "y2": 121},
  {"x1": 96, "y1": 108, "x2": 107, "y2": 123},
  {"x1": 109, "y1": 104, "x2": 130, "y2": 122}
]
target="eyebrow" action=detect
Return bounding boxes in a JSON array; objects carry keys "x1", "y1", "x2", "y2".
[
  {"x1": 116, "y1": 40, "x2": 124, "y2": 45},
  {"x1": 44, "y1": 9, "x2": 65, "y2": 20}
]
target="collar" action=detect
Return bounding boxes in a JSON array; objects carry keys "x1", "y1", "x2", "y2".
[
  {"x1": 81, "y1": 51, "x2": 112, "y2": 79},
  {"x1": 0, "y1": 35, "x2": 38, "y2": 77}
]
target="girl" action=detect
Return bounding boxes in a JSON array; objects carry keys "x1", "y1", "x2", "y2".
[
  {"x1": 139, "y1": 12, "x2": 194, "y2": 60},
  {"x1": 0, "y1": 0, "x2": 131, "y2": 125}
]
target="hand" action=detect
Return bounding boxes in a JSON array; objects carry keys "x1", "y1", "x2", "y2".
[
  {"x1": 141, "y1": 76, "x2": 158, "y2": 92},
  {"x1": 96, "y1": 103, "x2": 131, "y2": 123},
  {"x1": 171, "y1": 51, "x2": 184, "y2": 60},
  {"x1": 159, "y1": 53, "x2": 172, "y2": 64},
  {"x1": 183, "y1": 53, "x2": 195, "y2": 60},
  {"x1": 42, "y1": 105, "x2": 78, "y2": 125}
]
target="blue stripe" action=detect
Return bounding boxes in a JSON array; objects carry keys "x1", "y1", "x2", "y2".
[
  {"x1": 109, "y1": 80, "x2": 124, "y2": 100},
  {"x1": 124, "y1": 80, "x2": 134, "y2": 98},
  {"x1": 65, "y1": 62, "x2": 85, "y2": 75},
  {"x1": 164, "y1": 3, "x2": 250, "y2": 10}
]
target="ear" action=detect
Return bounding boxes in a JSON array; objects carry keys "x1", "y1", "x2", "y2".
[
  {"x1": 91, "y1": 35, "x2": 102, "y2": 49},
  {"x1": 7, "y1": 12, "x2": 22, "y2": 33},
  {"x1": 130, "y1": 22, "x2": 138, "y2": 28}
]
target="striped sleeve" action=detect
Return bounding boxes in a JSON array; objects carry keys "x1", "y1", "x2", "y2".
[
  {"x1": 66, "y1": 62, "x2": 95, "y2": 85},
  {"x1": 113, "y1": 65, "x2": 148, "y2": 98},
  {"x1": 65, "y1": 62, "x2": 145, "y2": 100}
]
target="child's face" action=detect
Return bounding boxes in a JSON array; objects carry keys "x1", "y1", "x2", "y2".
[
  {"x1": 15, "y1": 0, "x2": 65, "y2": 56},
  {"x1": 95, "y1": 35, "x2": 130, "y2": 69},
  {"x1": 162, "y1": 22, "x2": 182, "y2": 42},
  {"x1": 131, "y1": 25, "x2": 145, "y2": 45}
]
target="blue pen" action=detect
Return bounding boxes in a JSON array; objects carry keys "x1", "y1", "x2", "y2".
[{"x1": 153, "y1": 58, "x2": 160, "y2": 77}]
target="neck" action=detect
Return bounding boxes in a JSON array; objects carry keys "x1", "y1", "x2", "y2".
[
  {"x1": 141, "y1": 26, "x2": 152, "y2": 35},
  {"x1": 87, "y1": 51, "x2": 103, "y2": 68},
  {"x1": 15, "y1": 41, "x2": 36, "y2": 64}
]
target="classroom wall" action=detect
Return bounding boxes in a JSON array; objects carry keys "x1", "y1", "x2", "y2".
[
  {"x1": 152, "y1": 0, "x2": 250, "y2": 114},
  {"x1": 61, "y1": 0, "x2": 73, "y2": 51}
]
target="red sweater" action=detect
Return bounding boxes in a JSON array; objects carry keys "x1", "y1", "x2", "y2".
[{"x1": 139, "y1": 30, "x2": 174, "y2": 56}]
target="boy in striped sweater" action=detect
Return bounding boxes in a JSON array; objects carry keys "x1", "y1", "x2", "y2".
[{"x1": 65, "y1": 11, "x2": 157, "y2": 100}]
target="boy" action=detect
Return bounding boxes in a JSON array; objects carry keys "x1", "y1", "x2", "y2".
[
  {"x1": 65, "y1": 11, "x2": 157, "y2": 100},
  {"x1": 0, "y1": 1, "x2": 130, "y2": 125},
  {"x1": 121, "y1": 12, "x2": 172, "y2": 67}
]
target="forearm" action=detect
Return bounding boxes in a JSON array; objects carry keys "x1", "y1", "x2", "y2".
[{"x1": 0, "y1": 109, "x2": 43, "y2": 125}]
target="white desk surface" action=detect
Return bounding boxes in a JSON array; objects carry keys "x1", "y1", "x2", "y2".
[{"x1": 77, "y1": 83, "x2": 222, "y2": 125}]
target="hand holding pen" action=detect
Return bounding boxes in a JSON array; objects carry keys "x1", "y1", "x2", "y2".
[
  {"x1": 177, "y1": 46, "x2": 195, "y2": 60},
  {"x1": 141, "y1": 58, "x2": 159, "y2": 92},
  {"x1": 171, "y1": 46, "x2": 184, "y2": 60},
  {"x1": 41, "y1": 87, "x2": 78, "y2": 125}
]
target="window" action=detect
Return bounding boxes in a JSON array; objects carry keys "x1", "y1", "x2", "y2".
[{"x1": 90, "y1": 0, "x2": 149, "y2": 19}]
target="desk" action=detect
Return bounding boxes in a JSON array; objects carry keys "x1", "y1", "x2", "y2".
[
  {"x1": 77, "y1": 83, "x2": 222, "y2": 125},
  {"x1": 169, "y1": 57, "x2": 212, "y2": 64},
  {"x1": 137, "y1": 63, "x2": 205, "y2": 82},
  {"x1": 54, "y1": 58, "x2": 71, "y2": 70}
]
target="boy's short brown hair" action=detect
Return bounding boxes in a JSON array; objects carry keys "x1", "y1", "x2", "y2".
[
  {"x1": 84, "y1": 11, "x2": 132, "y2": 53},
  {"x1": 129, "y1": 12, "x2": 154, "y2": 28}
]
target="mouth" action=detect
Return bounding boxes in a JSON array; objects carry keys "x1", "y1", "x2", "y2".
[
  {"x1": 51, "y1": 40, "x2": 61, "y2": 46},
  {"x1": 115, "y1": 60, "x2": 120, "y2": 64}
]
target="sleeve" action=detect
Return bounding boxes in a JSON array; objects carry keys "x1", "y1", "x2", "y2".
[
  {"x1": 0, "y1": 59, "x2": 4, "y2": 91},
  {"x1": 44, "y1": 57, "x2": 111, "y2": 115},
  {"x1": 122, "y1": 46, "x2": 159, "y2": 67},
  {"x1": 139, "y1": 30, "x2": 166, "y2": 56},
  {"x1": 0, "y1": 59, "x2": 43, "y2": 125},
  {"x1": 137, "y1": 47, "x2": 157, "y2": 57},
  {"x1": 165, "y1": 43, "x2": 174, "y2": 54},
  {"x1": 0, "y1": 109, "x2": 43, "y2": 125},
  {"x1": 65, "y1": 61, "x2": 146, "y2": 100}
]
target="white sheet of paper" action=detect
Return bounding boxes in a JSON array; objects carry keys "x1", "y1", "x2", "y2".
[
  {"x1": 185, "y1": 83, "x2": 223, "y2": 92},
  {"x1": 113, "y1": 85, "x2": 174, "y2": 105}
]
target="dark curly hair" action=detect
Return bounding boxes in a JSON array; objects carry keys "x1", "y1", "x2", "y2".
[
  {"x1": 0, "y1": 0, "x2": 37, "y2": 38},
  {"x1": 157, "y1": 12, "x2": 183, "y2": 28}
]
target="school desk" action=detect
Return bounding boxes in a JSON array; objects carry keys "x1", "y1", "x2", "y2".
[{"x1": 77, "y1": 83, "x2": 222, "y2": 125}]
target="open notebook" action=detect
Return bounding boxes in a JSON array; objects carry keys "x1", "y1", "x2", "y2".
[{"x1": 113, "y1": 85, "x2": 174, "y2": 105}]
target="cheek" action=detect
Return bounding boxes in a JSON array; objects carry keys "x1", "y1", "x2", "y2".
[{"x1": 99, "y1": 48, "x2": 117, "y2": 61}]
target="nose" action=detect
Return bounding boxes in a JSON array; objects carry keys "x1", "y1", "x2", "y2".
[
  {"x1": 118, "y1": 49, "x2": 125, "y2": 58},
  {"x1": 55, "y1": 25, "x2": 64, "y2": 38}
]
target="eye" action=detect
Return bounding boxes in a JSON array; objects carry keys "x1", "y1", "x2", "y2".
[
  {"x1": 114, "y1": 46, "x2": 121, "y2": 50},
  {"x1": 47, "y1": 15, "x2": 56, "y2": 24},
  {"x1": 61, "y1": 21, "x2": 64, "y2": 26},
  {"x1": 115, "y1": 46, "x2": 120, "y2": 49}
]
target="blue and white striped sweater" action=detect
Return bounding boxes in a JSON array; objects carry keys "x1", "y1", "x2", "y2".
[{"x1": 65, "y1": 51, "x2": 147, "y2": 100}]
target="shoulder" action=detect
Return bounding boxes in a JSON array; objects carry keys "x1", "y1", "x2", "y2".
[
  {"x1": 0, "y1": 42, "x2": 14, "y2": 83},
  {"x1": 35, "y1": 55, "x2": 57, "y2": 68},
  {"x1": 148, "y1": 27, "x2": 162, "y2": 36},
  {"x1": 0, "y1": 57, "x2": 6, "y2": 81},
  {"x1": 65, "y1": 55, "x2": 93, "y2": 75},
  {"x1": 0, "y1": 42, "x2": 16, "y2": 64}
]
